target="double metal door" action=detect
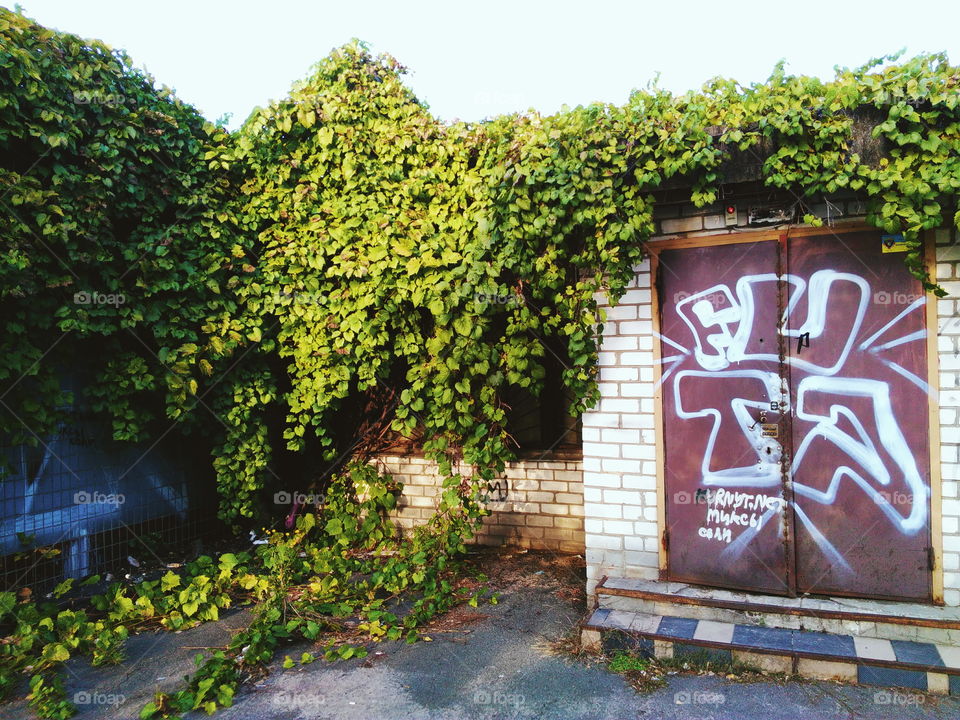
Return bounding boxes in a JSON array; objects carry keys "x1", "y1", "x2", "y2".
[{"x1": 658, "y1": 231, "x2": 931, "y2": 601}]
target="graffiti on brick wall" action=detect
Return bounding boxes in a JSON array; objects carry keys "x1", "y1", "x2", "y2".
[{"x1": 485, "y1": 478, "x2": 509, "y2": 502}]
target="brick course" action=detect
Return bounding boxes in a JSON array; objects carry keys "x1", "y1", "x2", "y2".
[{"x1": 374, "y1": 455, "x2": 584, "y2": 553}]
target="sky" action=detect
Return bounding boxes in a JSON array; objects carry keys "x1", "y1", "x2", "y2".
[{"x1": 12, "y1": 0, "x2": 960, "y2": 130}]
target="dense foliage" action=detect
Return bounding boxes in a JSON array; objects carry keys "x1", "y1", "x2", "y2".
[{"x1": 2, "y1": 5, "x2": 960, "y2": 717}]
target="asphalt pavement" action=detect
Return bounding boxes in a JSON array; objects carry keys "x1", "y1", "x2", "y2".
[{"x1": 3, "y1": 550, "x2": 959, "y2": 719}]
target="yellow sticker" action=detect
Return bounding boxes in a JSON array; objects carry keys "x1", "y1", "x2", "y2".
[{"x1": 881, "y1": 234, "x2": 908, "y2": 253}]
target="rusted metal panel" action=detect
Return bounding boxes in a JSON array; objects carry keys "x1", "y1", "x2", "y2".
[
  {"x1": 659, "y1": 240, "x2": 794, "y2": 595},
  {"x1": 657, "y1": 231, "x2": 931, "y2": 602},
  {"x1": 786, "y1": 232, "x2": 931, "y2": 601}
]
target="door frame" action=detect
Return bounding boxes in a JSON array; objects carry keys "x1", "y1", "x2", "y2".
[{"x1": 648, "y1": 223, "x2": 944, "y2": 604}]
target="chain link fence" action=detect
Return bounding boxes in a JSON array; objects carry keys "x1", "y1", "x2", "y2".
[{"x1": 1, "y1": 407, "x2": 215, "y2": 594}]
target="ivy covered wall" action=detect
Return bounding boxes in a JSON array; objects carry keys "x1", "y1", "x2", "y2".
[{"x1": 2, "y1": 6, "x2": 960, "y2": 530}]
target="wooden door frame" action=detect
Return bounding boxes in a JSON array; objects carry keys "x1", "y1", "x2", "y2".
[{"x1": 648, "y1": 223, "x2": 943, "y2": 603}]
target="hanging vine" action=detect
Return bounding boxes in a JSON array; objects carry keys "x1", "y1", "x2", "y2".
[{"x1": 2, "y1": 6, "x2": 960, "y2": 718}]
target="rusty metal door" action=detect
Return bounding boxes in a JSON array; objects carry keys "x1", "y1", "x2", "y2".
[
  {"x1": 786, "y1": 232, "x2": 931, "y2": 601},
  {"x1": 657, "y1": 231, "x2": 931, "y2": 601},
  {"x1": 658, "y1": 239, "x2": 796, "y2": 595}
]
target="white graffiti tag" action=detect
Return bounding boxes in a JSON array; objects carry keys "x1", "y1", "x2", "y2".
[{"x1": 665, "y1": 269, "x2": 928, "y2": 566}]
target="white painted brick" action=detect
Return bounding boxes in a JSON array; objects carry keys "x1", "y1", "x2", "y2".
[
  {"x1": 585, "y1": 502, "x2": 623, "y2": 519},
  {"x1": 622, "y1": 474, "x2": 657, "y2": 490},
  {"x1": 621, "y1": 414, "x2": 655, "y2": 429},
  {"x1": 602, "y1": 458, "x2": 642, "y2": 474},
  {"x1": 944, "y1": 446, "x2": 960, "y2": 464},
  {"x1": 601, "y1": 399, "x2": 641, "y2": 413},
  {"x1": 583, "y1": 441, "x2": 620, "y2": 458},
  {"x1": 619, "y1": 352, "x2": 654, "y2": 366},
  {"x1": 703, "y1": 214, "x2": 726, "y2": 230},
  {"x1": 603, "y1": 551, "x2": 624, "y2": 568},
  {"x1": 942, "y1": 390, "x2": 960, "y2": 406},
  {"x1": 597, "y1": 382, "x2": 619, "y2": 396},
  {"x1": 941, "y1": 356, "x2": 960, "y2": 372},
  {"x1": 605, "y1": 520, "x2": 636, "y2": 536},
  {"x1": 601, "y1": 428, "x2": 640, "y2": 444},
  {"x1": 622, "y1": 444, "x2": 656, "y2": 460},
  {"x1": 604, "y1": 489, "x2": 643, "y2": 505},
  {"x1": 624, "y1": 550, "x2": 659, "y2": 568},
  {"x1": 635, "y1": 521, "x2": 658, "y2": 537},
  {"x1": 940, "y1": 281, "x2": 960, "y2": 297},
  {"x1": 584, "y1": 518, "x2": 604, "y2": 533},
  {"x1": 619, "y1": 320, "x2": 654, "y2": 335},
  {"x1": 606, "y1": 305, "x2": 638, "y2": 320},
  {"x1": 597, "y1": 351, "x2": 617, "y2": 366},
  {"x1": 944, "y1": 464, "x2": 960, "y2": 481},
  {"x1": 621, "y1": 382, "x2": 654, "y2": 397},
  {"x1": 600, "y1": 367, "x2": 639, "y2": 382},
  {"x1": 937, "y1": 245, "x2": 960, "y2": 262},
  {"x1": 586, "y1": 533, "x2": 623, "y2": 550},
  {"x1": 620, "y1": 289, "x2": 652, "y2": 305},
  {"x1": 661, "y1": 217, "x2": 704, "y2": 234},
  {"x1": 603, "y1": 335, "x2": 639, "y2": 351},
  {"x1": 582, "y1": 413, "x2": 621, "y2": 429}
]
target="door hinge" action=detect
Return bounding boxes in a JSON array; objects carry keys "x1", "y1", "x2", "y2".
[
  {"x1": 928, "y1": 547, "x2": 936, "y2": 571},
  {"x1": 662, "y1": 529, "x2": 670, "y2": 553}
]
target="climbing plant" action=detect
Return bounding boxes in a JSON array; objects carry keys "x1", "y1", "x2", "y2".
[
  {"x1": 2, "y1": 5, "x2": 960, "y2": 717},
  {"x1": 0, "y1": 7, "x2": 244, "y2": 453}
]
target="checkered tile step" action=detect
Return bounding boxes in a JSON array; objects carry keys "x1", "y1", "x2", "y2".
[
  {"x1": 595, "y1": 576, "x2": 960, "y2": 629},
  {"x1": 584, "y1": 608, "x2": 960, "y2": 675}
]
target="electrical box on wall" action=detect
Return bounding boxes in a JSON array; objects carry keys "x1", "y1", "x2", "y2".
[
  {"x1": 748, "y1": 205, "x2": 795, "y2": 226},
  {"x1": 724, "y1": 204, "x2": 738, "y2": 227}
]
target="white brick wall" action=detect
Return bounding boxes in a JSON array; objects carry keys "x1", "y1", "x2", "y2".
[
  {"x1": 582, "y1": 259, "x2": 659, "y2": 595},
  {"x1": 583, "y1": 216, "x2": 960, "y2": 607},
  {"x1": 936, "y1": 227, "x2": 960, "y2": 606},
  {"x1": 373, "y1": 455, "x2": 584, "y2": 553}
]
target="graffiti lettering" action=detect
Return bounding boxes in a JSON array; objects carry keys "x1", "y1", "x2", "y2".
[{"x1": 667, "y1": 267, "x2": 928, "y2": 567}]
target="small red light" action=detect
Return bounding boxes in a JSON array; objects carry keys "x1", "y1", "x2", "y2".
[{"x1": 726, "y1": 205, "x2": 736, "y2": 215}]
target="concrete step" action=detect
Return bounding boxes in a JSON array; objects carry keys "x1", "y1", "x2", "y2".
[
  {"x1": 581, "y1": 607, "x2": 960, "y2": 695},
  {"x1": 596, "y1": 576, "x2": 960, "y2": 645}
]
